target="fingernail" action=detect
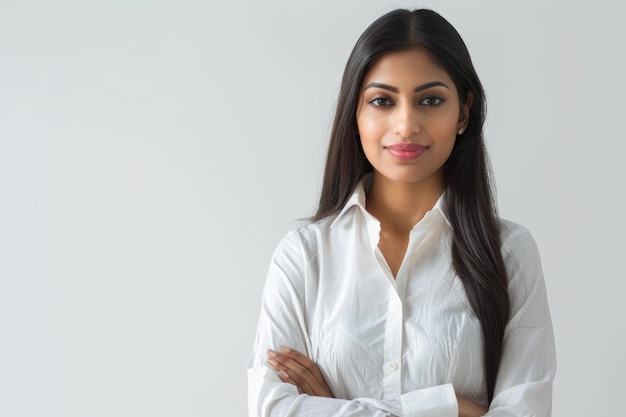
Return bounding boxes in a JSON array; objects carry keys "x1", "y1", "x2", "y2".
[
  {"x1": 267, "y1": 350, "x2": 277, "y2": 358},
  {"x1": 267, "y1": 359, "x2": 278, "y2": 366},
  {"x1": 279, "y1": 345, "x2": 291, "y2": 353},
  {"x1": 279, "y1": 370, "x2": 289, "y2": 379}
]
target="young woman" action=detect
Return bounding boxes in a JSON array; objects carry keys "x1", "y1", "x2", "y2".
[{"x1": 248, "y1": 9, "x2": 556, "y2": 417}]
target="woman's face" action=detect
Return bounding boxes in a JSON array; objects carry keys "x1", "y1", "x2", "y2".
[{"x1": 356, "y1": 48, "x2": 470, "y2": 188}]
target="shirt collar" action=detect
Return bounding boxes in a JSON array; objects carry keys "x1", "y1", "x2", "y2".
[
  {"x1": 330, "y1": 175, "x2": 373, "y2": 229},
  {"x1": 430, "y1": 192, "x2": 452, "y2": 229},
  {"x1": 330, "y1": 174, "x2": 452, "y2": 230}
]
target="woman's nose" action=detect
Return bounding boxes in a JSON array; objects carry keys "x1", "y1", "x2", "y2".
[{"x1": 392, "y1": 104, "x2": 420, "y2": 138}]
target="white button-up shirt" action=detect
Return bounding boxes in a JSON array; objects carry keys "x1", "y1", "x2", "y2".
[{"x1": 248, "y1": 178, "x2": 556, "y2": 417}]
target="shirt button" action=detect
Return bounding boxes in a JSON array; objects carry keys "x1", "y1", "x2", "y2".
[{"x1": 389, "y1": 361, "x2": 398, "y2": 371}]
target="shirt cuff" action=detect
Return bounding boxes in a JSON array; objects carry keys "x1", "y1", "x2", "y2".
[{"x1": 400, "y1": 383, "x2": 458, "y2": 417}]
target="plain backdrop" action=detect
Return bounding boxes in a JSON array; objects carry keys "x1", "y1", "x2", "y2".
[{"x1": 1, "y1": 0, "x2": 624, "y2": 416}]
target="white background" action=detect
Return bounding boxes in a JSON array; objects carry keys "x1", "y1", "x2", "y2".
[{"x1": 1, "y1": 0, "x2": 624, "y2": 416}]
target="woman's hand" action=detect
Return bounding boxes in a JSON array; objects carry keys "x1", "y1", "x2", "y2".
[
  {"x1": 457, "y1": 396, "x2": 488, "y2": 417},
  {"x1": 267, "y1": 346, "x2": 334, "y2": 398}
]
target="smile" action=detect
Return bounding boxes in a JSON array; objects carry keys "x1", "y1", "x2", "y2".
[{"x1": 384, "y1": 143, "x2": 428, "y2": 161}]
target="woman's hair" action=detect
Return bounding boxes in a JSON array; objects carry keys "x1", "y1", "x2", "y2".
[{"x1": 314, "y1": 9, "x2": 510, "y2": 403}]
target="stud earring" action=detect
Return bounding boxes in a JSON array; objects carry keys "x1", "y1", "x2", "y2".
[{"x1": 458, "y1": 127, "x2": 465, "y2": 135}]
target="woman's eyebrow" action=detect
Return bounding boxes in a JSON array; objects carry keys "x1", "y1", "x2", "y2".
[
  {"x1": 363, "y1": 81, "x2": 450, "y2": 92},
  {"x1": 414, "y1": 81, "x2": 449, "y2": 92}
]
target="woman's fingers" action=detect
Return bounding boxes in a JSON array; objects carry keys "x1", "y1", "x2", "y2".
[
  {"x1": 277, "y1": 347, "x2": 334, "y2": 397},
  {"x1": 266, "y1": 347, "x2": 333, "y2": 397},
  {"x1": 267, "y1": 350, "x2": 317, "y2": 395},
  {"x1": 279, "y1": 346, "x2": 329, "y2": 388},
  {"x1": 278, "y1": 371, "x2": 303, "y2": 394}
]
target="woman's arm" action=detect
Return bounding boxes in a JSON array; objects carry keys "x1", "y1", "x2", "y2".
[
  {"x1": 268, "y1": 346, "x2": 488, "y2": 417},
  {"x1": 484, "y1": 224, "x2": 556, "y2": 416}
]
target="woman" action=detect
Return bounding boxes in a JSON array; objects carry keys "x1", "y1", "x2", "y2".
[{"x1": 248, "y1": 9, "x2": 556, "y2": 417}]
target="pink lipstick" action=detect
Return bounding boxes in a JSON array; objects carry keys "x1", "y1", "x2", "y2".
[{"x1": 385, "y1": 143, "x2": 428, "y2": 161}]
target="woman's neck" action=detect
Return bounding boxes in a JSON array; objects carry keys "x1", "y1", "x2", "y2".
[{"x1": 366, "y1": 172, "x2": 444, "y2": 235}]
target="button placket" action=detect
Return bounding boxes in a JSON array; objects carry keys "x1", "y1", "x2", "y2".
[{"x1": 382, "y1": 294, "x2": 403, "y2": 398}]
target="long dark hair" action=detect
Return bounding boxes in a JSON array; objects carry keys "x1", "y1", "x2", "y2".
[{"x1": 313, "y1": 9, "x2": 510, "y2": 403}]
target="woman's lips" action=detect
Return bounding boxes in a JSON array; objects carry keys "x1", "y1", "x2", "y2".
[{"x1": 385, "y1": 143, "x2": 428, "y2": 161}]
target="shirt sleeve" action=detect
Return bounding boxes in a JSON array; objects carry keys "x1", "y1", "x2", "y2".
[
  {"x1": 247, "y1": 230, "x2": 459, "y2": 417},
  {"x1": 486, "y1": 225, "x2": 557, "y2": 416}
]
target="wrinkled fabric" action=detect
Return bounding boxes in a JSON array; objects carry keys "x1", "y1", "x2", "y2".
[{"x1": 248, "y1": 177, "x2": 556, "y2": 417}]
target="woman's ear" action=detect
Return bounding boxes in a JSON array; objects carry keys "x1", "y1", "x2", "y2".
[{"x1": 459, "y1": 91, "x2": 474, "y2": 131}]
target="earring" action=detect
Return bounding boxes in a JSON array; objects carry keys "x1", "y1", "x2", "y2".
[{"x1": 458, "y1": 127, "x2": 465, "y2": 135}]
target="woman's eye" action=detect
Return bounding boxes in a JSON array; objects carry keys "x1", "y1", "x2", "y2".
[
  {"x1": 420, "y1": 96, "x2": 444, "y2": 106},
  {"x1": 369, "y1": 97, "x2": 393, "y2": 107}
]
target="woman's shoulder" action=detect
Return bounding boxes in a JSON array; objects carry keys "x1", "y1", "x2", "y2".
[
  {"x1": 499, "y1": 218, "x2": 539, "y2": 255},
  {"x1": 272, "y1": 215, "x2": 338, "y2": 260},
  {"x1": 498, "y1": 218, "x2": 544, "y2": 283}
]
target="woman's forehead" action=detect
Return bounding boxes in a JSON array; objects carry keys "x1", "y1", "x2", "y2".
[{"x1": 362, "y1": 49, "x2": 453, "y2": 88}]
